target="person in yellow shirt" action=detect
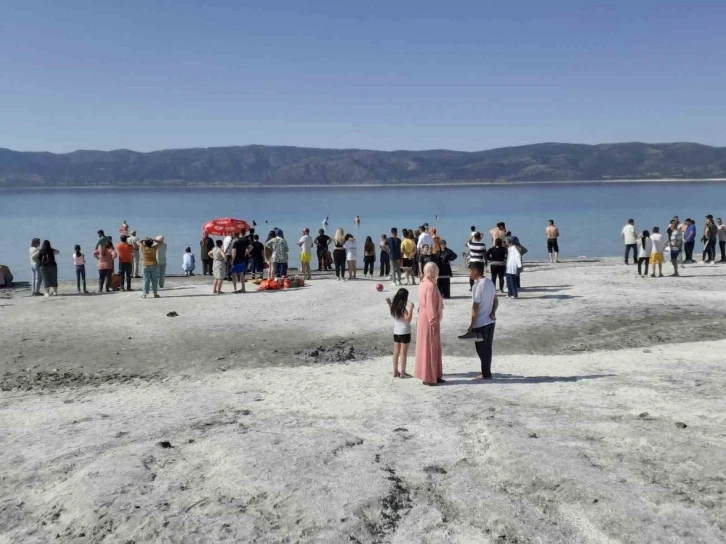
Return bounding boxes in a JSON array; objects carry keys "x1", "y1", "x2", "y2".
[{"x1": 400, "y1": 230, "x2": 417, "y2": 285}]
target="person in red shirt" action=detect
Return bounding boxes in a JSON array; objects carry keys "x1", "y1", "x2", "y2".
[{"x1": 116, "y1": 235, "x2": 135, "y2": 291}]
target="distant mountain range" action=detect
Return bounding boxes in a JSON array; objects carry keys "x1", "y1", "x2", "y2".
[{"x1": 1, "y1": 142, "x2": 725, "y2": 187}]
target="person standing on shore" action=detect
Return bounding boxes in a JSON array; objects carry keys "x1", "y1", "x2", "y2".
[
  {"x1": 463, "y1": 261, "x2": 498, "y2": 380},
  {"x1": 621, "y1": 219, "x2": 638, "y2": 265},
  {"x1": 116, "y1": 235, "x2": 134, "y2": 291},
  {"x1": 127, "y1": 231, "x2": 141, "y2": 278},
  {"x1": 140, "y1": 238, "x2": 162, "y2": 298},
  {"x1": 637, "y1": 230, "x2": 653, "y2": 278},
  {"x1": 414, "y1": 262, "x2": 444, "y2": 386},
  {"x1": 363, "y1": 236, "x2": 376, "y2": 278},
  {"x1": 467, "y1": 231, "x2": 487, "y2": 291},
  {"x1": 72, "y1": 245, "x2": 89, "y2": 294},
  {"x1": 297, "y1": 228, "x2": 313, "y2": 280},
  {"x1": 649, "y1": 226, "x2": 665, "y2": 277},
  {"x1": 231, "y1": 229, "x2": 250, "y2": 292},
  {"x1": 314, "y1": 229, "x2": 331, "y2": 272},
  {"x1": 401, "y1": 230, "x2": 417, "y2": 286},
  {"x1": 387, "y1": 228, "x2": 403, "y2": 285},
  {"x1": 431, "y1": 228, "x2": 441, "y2": 254},
  {"x1": 223, "y1": 232, "x2": 235, "y2": 280},
  {"x1": 683, "y1": 219, "x2": 696, "y2": 264},
  {"x1": 417, "y1": 225, "x2": 433, "y2": 255},
  {"x1": 379, "y1": 234, "x2": 391, "y2": 278},
  {"x1": 486, "y1": 238, "x2": 507, "y2": 293},
  {"x1": 505, "y1": 239, "x2": 522, "y2": 298},
  {"x1": 436, "y1": 240, "x2": 457, "y2": 299},
  {"x1": 38, "y1": 240, "x2": 60, "y2": 297},
  {"x1": 331, "y1": 228, "x2": 347, "y2": 281},
  {"x1": 248, "y1": 235, "x2": 265, "y2": 280},
  {"x1": 668, "y1": 219, "x2": 683, "y2": 277},
  {"x1": 29, "y1": 238, "x2": 42, "y2": 296},
  {"x1": 386, "y1": 288, "x2": 414, "y2": 379},
  {"x1": 717, "y1": 218, "x2": 726, "y2": 262},
  {"x1": 490, "y1": 223, "x2": 506, "y2": 246},
  {"x1": 703, "y1": 215, "x2": 718, "y2": 264},
  {"x1": 93, "y1": 241, "x2": 117, "y2": 293},
  {"x1": 200, "y1": 233, "x2": 214, "y2": 276},
  {"x1": 344, "y1": 233, "x2": 358, "y2": 280},
  {"x1": 546, "y1": 220, "x2": 560, "y2": 263},
  {"x1": 266, "y1": 229, "x2": 290, "y2": 278},
  {"x1": 156, "y1": 236, "x2": 168, "y2": 288},
  {"x1": 209, "y1": 239, "x2": 227, "y2": 294}
]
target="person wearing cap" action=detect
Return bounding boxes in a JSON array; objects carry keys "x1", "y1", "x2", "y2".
[{"x1": 155, "y1": 235, "x2": 168, "y2": 288}]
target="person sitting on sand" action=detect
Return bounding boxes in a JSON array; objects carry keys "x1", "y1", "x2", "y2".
[
  {"x1": 182, "y1": 247, "x2": 196, "y2": 276},
  {"x1": 414, "y1": 262, "x2": 444, "y2": 386},
  {"x1": 649, "y1": 226, "x2": 665, "y2": 278},
  {"x1": 386, "y1": 288, "x2": 414, "y2": 379},
  {"x1": 209, "y1": 239, "x2": 227, "y2": 294}
]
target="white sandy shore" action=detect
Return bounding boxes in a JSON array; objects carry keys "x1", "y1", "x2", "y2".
[{"x1": 1, "y1": 260, "x2": 726, "y2": 542}]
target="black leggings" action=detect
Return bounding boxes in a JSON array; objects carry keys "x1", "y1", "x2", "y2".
[
  {"x1": 99, "y1": 269, "x2": 112, "y2": 292},
  {"x1": 363, "y1": 256, "x2": 375, "y2": 275},
  {"x1": 490, "y1": 265, "x2": 505, "y2": 291},
  {"x1": 637, "y1": 257, "x2": 649, "y2": 276},
  {"x1": 333, "y1": 250, "x2": 346, "y2": 278},
  {"x1": 380, "y1": 255, "x2": 390, "y2": 276}
]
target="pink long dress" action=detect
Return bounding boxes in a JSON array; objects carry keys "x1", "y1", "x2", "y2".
[{"x1": 414, "y1": 278, "x2": 444, "y2": 384}]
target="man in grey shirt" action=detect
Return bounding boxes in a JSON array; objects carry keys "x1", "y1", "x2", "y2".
[
  {"x1": 127, "y1": 230, "x2": 141, "y2": 278},
  {"x1": 156, "y1": 236, "x2": 168, "y2": 287}
]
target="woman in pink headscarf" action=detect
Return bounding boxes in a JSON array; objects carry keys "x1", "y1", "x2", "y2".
[{"x1": 415, "y1": 262, "x2": 444, "y2": 386}]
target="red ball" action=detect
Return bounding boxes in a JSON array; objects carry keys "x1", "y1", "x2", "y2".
[{"x1": 376, "y1": 283, "x2": 384, "y2": 292}]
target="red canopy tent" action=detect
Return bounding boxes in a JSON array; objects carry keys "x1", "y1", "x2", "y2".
[{"x1": 202, "y1": 218, "x2": 251, "y2": 236}]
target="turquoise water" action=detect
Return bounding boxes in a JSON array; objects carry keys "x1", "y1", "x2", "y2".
[{"x1": 1, "y1": 182, "x2": 724, "y2": 281}]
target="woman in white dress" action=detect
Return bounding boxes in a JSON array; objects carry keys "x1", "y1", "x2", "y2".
[{"x1": 209, "y1": 239, "x2": 227, "y2": 294}]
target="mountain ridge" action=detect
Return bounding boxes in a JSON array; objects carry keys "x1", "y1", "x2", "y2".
[{"x1": 1, "y1": 142, "x2": 725, "y2": 187}]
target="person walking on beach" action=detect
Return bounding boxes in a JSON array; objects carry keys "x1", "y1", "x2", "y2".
[
  {"x1": 546, "y1": 220, "x2": 560, "y2": 263},
  {"x1": 344, "y1": 233, "x2": 358, "y2": 280},
  {"x1": 127, "y1": 231, "x2": 141, "y2": 278},
  {"x1": 436, "y1": 240, "x2": 457, "y2": 299},
  {"x1": 182, "y1": 247, "x2": 196, "y2": 276},
  {"x1": 29, "y1": 238, "x2": 42, "y2": 296},
  {"x1": 93, "y1": 241, "x2": 117, "y2": 293},
  {"x1": 703, "y1": 215, "x2": 718, "y2": 264},
  {"x1": 649, "y1": 226, "x2": 665, "y2": 277},
  {"x1": 200, "y1": 233, "x2": 214, "y2": 275},
  {"x1": 297, "y1": 228, "x2": 313, "y2": 280},
  {"x1": 231, "y1": 229, "x2": 250, "y2": 292},
  {"x1": 486, "y1": 238, "x2": 507, "y2": 293},
  {"x1": 505, "y1": 239, "x2": 522, "y2": 298},
  {"x1": 314, "y1": 229, "x2": 331, "y2": 272},
  {"x1": 414, "y1": 262, "x2": 444, "y2": 386},
  {"x1": 363, "y1": 236, "x2": 376, "y2": 278},
  {"x1": 379, "y1": 234, "x2": 391, "y2": 278},
  {"x1": 387, "y1": 228, "x2": 403, "y2": 285},
  {"x1": 717, "y1": 218, "x2": 726, "y2": 262},
  {"x1": 266, "y1": 229, "x2": 290, "y2": 278},
  {"x1": 621, "y1": 219, "x2": 638, "y2": 264},
  {"x1": 637, "y1": 230, "x2": 653, "y2": 278},
  {"x1": 683, "y1": 219, "x2": 696, "y2": 264},
  {"x1": 467, "y1": 231, "x2": 487, "y2": 291},
  {"x1": 668, "y1": 219, "x2": 683, "y2": 277},
  {"x1": 331, "y1": 228, "x2": 347, "y2": 281},
  {"x1": 463, "y1": 261, "x2": 498, "y2": 380},
  {"x1": 38, "y1": 240, "x2": 60, "y2": 296},
  {"x1": 209, "y1": 239, "x2": 227, "y2": 294},
  {"x1": 401, "y1": 230, "x2": 417, "y2": 285},
  {"x1": 116, "y1": 235, "x2": 134, "y2": 291},
  {"x1": 140, "y1": 237, "x2": 162, "y2": 298},
  {"x1": 72, "y1": 245, "x2": 89, "y2": 294},
  {"x1": 155, "y1": 236, "x2": 168, "y2": 288},
  {"x1": 386, "y1": 288, "x2": 414, "y2": 379}
]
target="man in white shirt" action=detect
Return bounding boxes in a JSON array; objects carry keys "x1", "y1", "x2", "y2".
[
  {"x1": 458, "y1": 262, "x2": 498, "y2": 380},
  {"x1": 621, "y1": 219, "x2": 638, "y2": 265},
  {"x1": 417, "y1": 225, "x2": 433, "y2": 252},
  {"x1": 297, "y1": 228, "x2": 313, "y2": 280},
  {"x1": 223, "y1": 234, "x2": 234, "y2": 280}
]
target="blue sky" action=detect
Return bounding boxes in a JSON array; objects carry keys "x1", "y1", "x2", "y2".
[{"x1": 1, "y1": 0, "x2": 724, "y2": 153}]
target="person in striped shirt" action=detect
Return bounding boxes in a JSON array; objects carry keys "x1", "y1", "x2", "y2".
[{"x1": 467, "y1": 232, "x2": 487, "y2": 291}]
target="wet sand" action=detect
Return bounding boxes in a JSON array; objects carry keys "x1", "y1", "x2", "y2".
[{"x1": 1, "y1": 260, "x2": 725, "y2": 542}]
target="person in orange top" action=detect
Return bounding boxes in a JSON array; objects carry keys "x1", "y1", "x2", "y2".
[{"x1": 116, "y1": 235, "x2": 135, "y2": 291}]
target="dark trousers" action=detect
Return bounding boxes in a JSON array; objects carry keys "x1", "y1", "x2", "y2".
[
  {"x1": 684, "y1": 241, "x2": 695, "y2": 262},
  {"x1": 506, "y1": 273, "x2": 518, "y2": 298},
  {"x1": 202, "y1": 259, "x2": 213, "y2": 275},
  {"x1": 98, "y1": 269, "x2": 112, "y2": 292},
  {"x1": 249, "y1": 259, "x2": 264, "y2": 277},
  {"x1": 363, "y1": 256, "x2": 375, "y2": 275},
  {"x1": 274, "y1": 262, "x2": 288, "y2": 277},
  {"x1": 720, "y1": 241, "x2": 726, "y2": 261},
  {"x1": 624, "y1": 244, "x2": 637, "y2": 264},
  {"x1": 706, "y1": 239, "x2": 717, "y2": 262},
  {"x1": 437, "y1": 277, "x2": 450, "y2": 299},
  {"x1": 474, "y1": 323, "x2": 496, "y2": 378},
  {"x1": 317, "y1": 249, "x2": 329, "y2": 271},
  {"x1": 413, "y1": 255, "x2": 419, "y2": 276},
  {"x1": 333, "y1": 250, "x2": 346, "y2": 278},
  {"x1": 75, "y1": 264, "x2": 87, "y2": 292},
  {"x1": 380, "y1": 255, "x2": 390, "y2": 276},
  {"x1": 490, "y1": 265, "x2": 505, "y2": 291},
  {"x1": 119, "y1": 262, "x2": 132, "y2": 290},
  {"x1": 637, "y1": 257, "x2": 649, "y2": 276}
]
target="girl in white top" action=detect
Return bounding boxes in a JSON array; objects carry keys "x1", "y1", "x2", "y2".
[
  {"x1": 505, "y1": 241, "x2": 522, "y2": 298},
  {"x1": 386, "y1": 288, "x2": 414, "y2": 379},
  {"x1": 344, "y1": 234, "x2": 358, "y2": 280},
  {"x1": 637, "y1": 230, "x2": 653, "y2": 277},
  {"x1": 72, "y1": 245, "x2": 88, "y2": 294}
]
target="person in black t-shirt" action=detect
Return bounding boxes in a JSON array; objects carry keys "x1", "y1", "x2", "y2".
[
  {"x1": 231, "y1": 229, "x2": 250, "y2": 293},
  {"x1": 248, "y1": 234, "x2": 265, "y2": 280},
  {"x1": 314, "y1": 229, "x2": 332, "y2": 271}
]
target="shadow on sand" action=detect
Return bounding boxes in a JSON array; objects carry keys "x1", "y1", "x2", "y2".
[{"x1": 439, "y1": 372, "x2": 614, "y2": 386}]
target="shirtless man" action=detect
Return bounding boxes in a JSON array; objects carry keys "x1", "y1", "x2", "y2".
[{"x1": 546, "y1": 219, "x2": 560, "y2": 263}]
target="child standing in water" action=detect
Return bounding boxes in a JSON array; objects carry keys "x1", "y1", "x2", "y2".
[
  {"x1": 385, "y1": 288, "x2": 414, "y2": 379},
  {"x1": 73, "y1": 245, "x2": 88, "y2": 294}
]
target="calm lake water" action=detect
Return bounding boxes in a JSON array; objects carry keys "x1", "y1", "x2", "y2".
[{"x1": 1, "y1": 182, "x2": 723, "y2": 281}]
